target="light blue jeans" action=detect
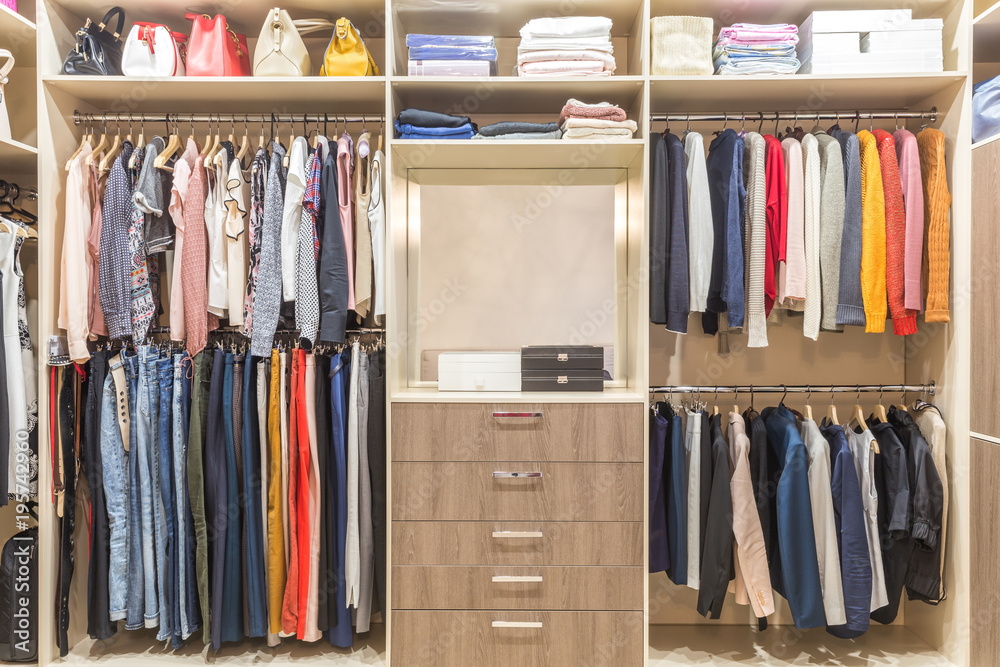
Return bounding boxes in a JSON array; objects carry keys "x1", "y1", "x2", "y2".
[
  {"x1": 124, "y1": 354, "x2": 145, "y2": 630},
  {"x1": 136, "y1": 346, "x2": 161, "y2": 629},
  {"x1": 99, "y1": 355, "x2": 129, "y2": 622},
  {"x1": 172, "y1": 352, "x2": 194, "y2": 639}
]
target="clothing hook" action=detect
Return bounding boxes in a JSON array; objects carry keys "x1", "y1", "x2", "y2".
[
  {"x1": 879, "y1": 384, "x2": 884, "y2": 404},
  {"x1": 722, "y1": 112, "x2": 728, "y2": 130},
  {"x1": 749, "y1": 384, "x2": 754, "y2": 410},
  {"x1": 869, "y1": 111, "x2": 874, "y2": 133},
  {"x1": 685, "y1": 115, "x2": 691, "y2": 134},
  {"x1": 740, "y1": 114, "x2": 746, "y2": 133},
  {"x1": 757, "y1": 111, "x2": 765, "y2": 133},
  {"x1": 324, "y1": 112, "x2": 329, "y2": 137},
  {"x1": 780, "y1": 384, "x2": 787, "y2": 405},
  {"x1": 894, "y1": 112, "x2": 900, "y2": 130},
  {"x1": 774, "y1": 111, "x2": 780, "y2": 136},
  {"x1": 854, "y1": 111, "x2": 860, "y2": 133},
  {"x1": 856, "y1": 385, "x2": 861, "y2": 404},
  {"x1": 806, "y1": 384, "x2": 812, "y2": 404}
]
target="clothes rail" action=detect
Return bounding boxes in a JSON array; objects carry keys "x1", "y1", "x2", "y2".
[
  {"x1": 649, "y1": 383, "x2": 935, "y2": 395},
  {"x1": 649, "y1": 108, "x2": 937, "y2": 124},
  {"x1": 73, "y1": 111, "x2": 384, "y2": 126}
]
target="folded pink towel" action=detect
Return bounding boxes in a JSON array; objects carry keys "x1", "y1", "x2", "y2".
[
  {"x1": 718, "y1": 23, "x2": 798, "y2": 44},
  {"x1": 518, "y1": 60, "x2": 609, "y2": 76},
  {"x1": 558, "y1": 98, "x2": 627, "y2": 125}
]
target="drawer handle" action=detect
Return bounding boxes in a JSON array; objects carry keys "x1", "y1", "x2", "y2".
[
  {"x1": 492, "y1": 531, "x2": 543, "y2": 539},
  {"x1": 492, "y1": 621, "x2": 543, "y2": 629},
  {"x1": 492, "y1": 471, "x2": 542, "y2": 479},
  {"x1": 492, "y1": 575, "x2": 543, "y2": 583},
  {"x1": 492, "y1": 411, "x2": 543, "y2": 418}
]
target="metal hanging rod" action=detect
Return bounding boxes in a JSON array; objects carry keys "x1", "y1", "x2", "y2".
[
  {"x1": 649, "y1": 383, "x2": 935, "y2": 395},
  {"x1": 73, "y1": 111, "x2": 384, "y2": 126},
  {"x1": 649, "y1": 107, "x2": 937, "y2": 124}
]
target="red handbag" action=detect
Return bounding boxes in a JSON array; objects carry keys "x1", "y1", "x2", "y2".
[{"x1": 184, "y1": 13, "x2": 249, "y2": 76}]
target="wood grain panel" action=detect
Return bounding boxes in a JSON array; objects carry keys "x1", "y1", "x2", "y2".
[
  {"x1": 391, "y1": 462, "x2": 642, "y2": 521},
  {"x1": 971, "y1": 438, "x2": 1000, "y2": 666},
  {"x1": 391, "y1": 402, "x2": 643, "y2": 462},
  {"x1": 392, "y1": 521, "x2": 643, "y2": 566},
  {"x1": 391, "y1": 565, "x2": 643, "y2": 611},
  {"x1": 391, "y1": 610, "x2": 643, "y2": 667},
  {"x1": 972, "y1": 142, "x2": 1000, "y2": 437}
]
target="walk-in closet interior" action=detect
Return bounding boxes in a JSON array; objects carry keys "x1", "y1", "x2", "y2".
[{"x1": 1, "y1": 0, "x2": 981, "y2": 664}]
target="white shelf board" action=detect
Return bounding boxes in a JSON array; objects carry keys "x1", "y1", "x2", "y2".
[
  {"x1": 974, "y1": 1, "x2": 1000, "y2": 63},
  {"x1": 0, "y1": 4, "x2": 36, "y2": 67},
  {"x1": 392, "y1": 0, "x2": 643, "y2": 37},
  {"x1": 648, "y1": 624, "x2": 955, "y2": 666},
  {"x1": 0, "y1": 138, "x2": 37, "y2": 173},
  {"x1": 973, "y1": 131, "x2": 1000, "y2": 149},
  {"x1": 42, "y1": 76, "x2": 387, "y2": 114},
  {"x1": 650, "y1": 73, "x2": 966, "y2": 113},
  {"x1": 391, "y1": 76, "x2": 644, "y2": 115},
  {"x1": 390, "y1": 387, "x2": 647, "y2": 403},
  {"x1": 653, "y1": 0, "x2": 954, "y2": 24},
  {"x1": 58, "y1": 624, "x2": 385, "y2": 665},
  {"x1": 43, "y1": 0, "x2": 385, "y2": 35}
]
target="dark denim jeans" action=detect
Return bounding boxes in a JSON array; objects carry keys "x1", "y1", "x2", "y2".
[{"x1": 156, "y1": 356, "x2": 176, "y2": 644}]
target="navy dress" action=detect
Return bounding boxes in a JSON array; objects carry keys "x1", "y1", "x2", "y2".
[
  {"x1": 327, "y1": 351, "x2": 353, "y2": 647},
  {"x1": 649, "y1": 406, "x2": 670, "y2": 573}
]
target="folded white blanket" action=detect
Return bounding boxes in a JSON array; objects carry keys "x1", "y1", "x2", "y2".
[
  {"x1": 562, "y1": 127, "x2": 635, "y2": 139},
  {"x1": 518, "y1": 60, "x2": 609, "y2": 76},
  {"x1": 518, "y1": 37, "x2": 614, "y2": 53},
  {"x1": 520, "y1": 16, "x2": 613, "y2": 40},
  {"x1": 560, "y1": 117, "x2": 638, "y2": 131},
  {"x1": 517, "y1": 49, "x2": 617, "y2": 70}
]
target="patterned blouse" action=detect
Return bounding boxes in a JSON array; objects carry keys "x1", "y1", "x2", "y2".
[
  {"x1": 99, "y1": 142, "x2": 136, "y2": 339},
  {"x1": 243, "y1": 147, "x2": 268, "y2": 337}
]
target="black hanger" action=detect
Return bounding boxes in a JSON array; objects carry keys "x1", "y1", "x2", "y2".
[{"x1": 0, "y1": 182, "x2": 37, "y2": 224}]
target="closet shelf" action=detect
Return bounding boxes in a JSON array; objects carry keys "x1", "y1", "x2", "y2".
[
  {"x1": 42, "y1": 76, "x2": 387, "y2": 114},
  {"x1": 648, "y1": 624, "x2": 953, "y2": 666},
  {"x1": 649, "y1": 73, "x2": 967, "y2": 114},
  {"x1": 43, "y1": 0, "x2": 386, "y2": 35},
  {"x1": 391, "y1": 138, "x2": 644, "y2": 170},
  {"x1": 0, "y1": 138, "x2": 38, "y2": 173},
  {"x1": 390, "y1": 388, "x2": 648, "y2": 404},
  {"x1": 390, "y1": 76, "x2": 645, "y2": 116},
  {"x1": 973, "y1": 131, "x2": 1000, "y2": 149},
  {"x1": 0, "y1": 4, "x2": 36, "y2": 67},
  {"x1": 392, "y1": 0, "x2": 643, "y2": 38},
  {"x1": 653, "y1": 0, "x2": 953, "y2": 25},
  {"x1": 974, "y1": 2, "x2": 1000, "y2": 62}
]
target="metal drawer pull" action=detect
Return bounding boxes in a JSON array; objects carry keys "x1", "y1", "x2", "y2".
[
  {"x1": 492, "y1": 411, "x2": 543, "y2": 418},
  {"x1": 492, "y1": 531, "x2": 543, "y2": 539},
  {"x1": 492, "y1": 575, "x2": 543, "y2": 583},
  {"x1": 492, "y1": 471, "x2": 542, "y2": 479},
  {"x1": 492, "y1": 621, "x2": 543, "y2": 629}
]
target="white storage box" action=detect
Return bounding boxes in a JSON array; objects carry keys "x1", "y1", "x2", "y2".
[{"x1": 438, "y1": 352, "x2": 521, "y2": 391}]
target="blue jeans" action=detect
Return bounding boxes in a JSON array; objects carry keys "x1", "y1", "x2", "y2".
[
  {"x1": 172, "y1": 352, "x2": 196, "y2": 640},
  {"x1": 179, "y1": 354, "x2": 200, "y2": 634},
  {"x1": 124, "y1": 353, "x2": 145, "y2": 630},
  {"x1": 156, "y1": 357, "x2": 176, "y2": 643},
  {"x1": 136, "y1": 346, "x2": 161, "y2": 628},
  {"x1": 100, "y1": 355, "x2": 130, "y2": 622}
]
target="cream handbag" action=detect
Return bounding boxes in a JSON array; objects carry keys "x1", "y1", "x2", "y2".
[
  {"x1": 253, "y1": 8, "x2": 333, "y2": 76},
  {"x1": 0, "y1": 50, "x2": 13, "y2": 142}
]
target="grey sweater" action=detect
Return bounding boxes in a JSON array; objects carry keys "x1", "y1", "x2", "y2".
[
  {"x1": 813, "y1": 127, "x2": 845, "y2": 332},
  {"x1": 830, "y1": 127, "x2": 865, "y2": 327}
]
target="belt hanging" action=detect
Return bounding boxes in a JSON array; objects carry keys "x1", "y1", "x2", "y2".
[{"x1": 110, "y1": 354, "x2": 131, "y2": 452}]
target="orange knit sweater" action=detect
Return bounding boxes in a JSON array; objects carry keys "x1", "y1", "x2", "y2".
[
  {"x1": 917, "y1": 128, "x2": 951, "y2": 323},
  {"x1": 874, "y1": 129, "x2": 918, "y2": 335},
  {"x1": 857, "y1": 130, "x2": 887, "y2": 333}
]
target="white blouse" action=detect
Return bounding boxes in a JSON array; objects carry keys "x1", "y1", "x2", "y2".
[
  {"x1": 281, "y1": 137, "x2": 308, "y2": 303},
  {"x1": 206, "y1": 149, "x2": 229, "y2": 317},
  {"x1": 224, "y1": 159, "x2": 249, "y2": 328}
]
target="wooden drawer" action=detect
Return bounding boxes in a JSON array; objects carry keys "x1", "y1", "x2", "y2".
[
  {"x1": 391, "y1": 402, "x2": 642, "y2": 462},
  {"x1": 392, "y1": 521, "x2": 643, "y2": 566},
  {"x1": 391, "y1": 610, "x2": 643, "y2": 667},
  {"x1": 391, "y1": 565, "x2": 643, "y2": 611},
  {"x1": 391, "y1": 462, "x2": 642, "y2": 521}
]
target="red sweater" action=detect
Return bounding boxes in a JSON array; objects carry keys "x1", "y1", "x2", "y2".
[
  {"x1": 763, "y1": 135, "x2": 787, "y2": 315},
  {"x1": 873, "y1": 129, "x2": 917, "y2": 335}
]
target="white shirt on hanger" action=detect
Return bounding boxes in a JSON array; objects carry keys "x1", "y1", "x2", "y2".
[
  {"x1": 207, "y1": 149, "x2": 229, "y2": 316},
  {"x1": 281, "y1": 137, "x2": 308, "y2": 303}
]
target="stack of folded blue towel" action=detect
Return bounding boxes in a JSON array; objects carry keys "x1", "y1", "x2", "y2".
[{"x1": 394, "y1": 108, "x2": 477, "y2": 140}]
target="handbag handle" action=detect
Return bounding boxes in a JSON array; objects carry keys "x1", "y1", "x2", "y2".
[
  {"x1": 0, "y1": 49, "x2": 14, "y2": 85},
  {"x1": 99, "y1": 6, "x2": 126, "y2": 39},
  {"x1": 293, "y1": 18, "x2": 336, "y2": 35}
]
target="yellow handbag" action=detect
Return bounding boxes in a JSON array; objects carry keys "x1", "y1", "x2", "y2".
[{"x1": 321, "y1": 18, "x2": 380, "y2": 76}]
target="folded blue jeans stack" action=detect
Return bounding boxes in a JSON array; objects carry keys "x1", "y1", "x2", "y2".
[{"x1": 394, "y1": 108, "x2": 477, "y2": 139}]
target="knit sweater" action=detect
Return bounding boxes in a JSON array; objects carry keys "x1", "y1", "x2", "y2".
[
  {"x1": 917, "y1": 128, "x2": 951, "y2": 323},
  {"x1": 813, "y1": 127, "x2": 845, "y2": 332},
  {"x1": 856, "y1": 130, "x2": 887, "y2": 333},
  {"x1": 558, "y1": 98, "x2": 627, "y2": 125},
  {"x1": 832, "y1": 128, "x2": 865, "y2": 327},
  {"x1": 874, "y1": 129, "x2": 917, "y2": 336},
  {"x1": 685, "y1": 132, "x2": 714, "y2": 313},
  {"x1": 894, "y1": 129, "x2": 925, "y2": 312},
  {"x1": 778, "y1": 138, "x2": 805, "y2": 309},
  {"x1": 744, "y1": 132, "x2": 768, "y2": 347},
  {"x1": 801, "y1": 133, "x2": 822, "y2": 340},
  {"x1": 763, "y1": 135, "x2": 786, "y2": 316}
]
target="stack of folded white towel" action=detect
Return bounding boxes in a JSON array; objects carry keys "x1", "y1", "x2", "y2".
[
  {"x1": 559, "y1": 99, "x2": 637, "y2": 140},
  {"x1": 516, "y1": 16, "x2": 617, "y2": 77}
]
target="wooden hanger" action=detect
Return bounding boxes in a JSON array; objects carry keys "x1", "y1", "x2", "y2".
[
  {"x1": 258, "y1": 114, "x2": 266, "y2": 151},
  {"x1": 156, "y1": 115, "x2": 183, "y2": 172},
  {"x1": 86, "y1": 118, "x2": 110, "y2": 168},
  {"x1": 128, "y1": 114, "x2": 145, "y2": 170},
  {"x1": 204, "y1": 114, "x2": 222, "y2": 168},
  {"x1": 235, "y1": 114, "x2": 250, "y2": 165},
  {"x1": 827, "y1": 388, "x2": 839, "y2": 425},
  {"x1": 98, "y1": 115, "x2": 123, "y2": 173},
  {"x1": 66, "y1": 115, "x2": 94, "y2": 171},
  {"x1": 873, "y1": 385, "x2": 889, "y2": 424},
  {"x1": 804, "y1": 385, "x2": 813, "y2": 421}
]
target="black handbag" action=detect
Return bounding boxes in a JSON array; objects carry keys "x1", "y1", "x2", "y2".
[
  {"x1": 0, "y1": 502, "x2": 36, "y2": 662},
  {"x1": 61, "y1": 6, "x2": 126, "y2": 76}
]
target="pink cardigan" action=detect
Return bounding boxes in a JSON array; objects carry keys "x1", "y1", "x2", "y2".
[{"x1": 894, "y1": 128, "x2": 925, "y2": 313}]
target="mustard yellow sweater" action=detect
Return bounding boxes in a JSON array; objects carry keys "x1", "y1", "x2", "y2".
[
  {"x1": 857, "y1": 130, "x2": 887, "y2": 333},
  {"x1": 917, "y1": 128, "x2": 951, "y2": 323}
]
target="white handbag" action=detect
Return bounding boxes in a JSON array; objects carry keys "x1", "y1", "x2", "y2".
[
  {"x1": 0, "y1": 50, "x2": 12, "y2": 142},
  {"x1": 122, "y1": 22, "x2": 187, "y2": 77},
  {"x1": 253, "y1": 8, "x2": 334, "y2": 76}
]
